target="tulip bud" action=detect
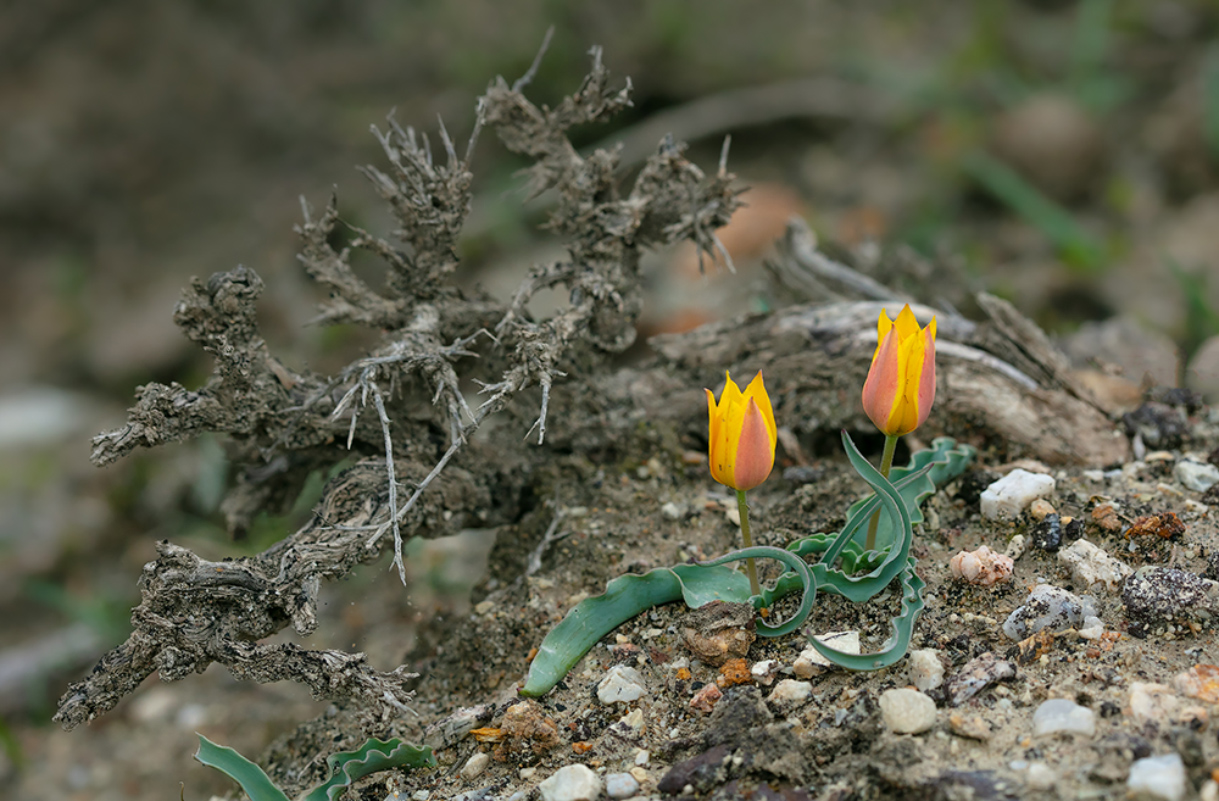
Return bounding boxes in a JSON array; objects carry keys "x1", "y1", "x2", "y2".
[
  {"x1": 861, "y1": 305, "x2": 937, "y2": 437},
  {"x1": 705, "y1": 371, "x2": 777, "y2": 491}
]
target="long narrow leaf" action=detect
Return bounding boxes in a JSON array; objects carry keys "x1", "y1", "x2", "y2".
[
  {"x1": 194, "y1": 735, "x2": 290, "y2": 801},
  {"x1": 303, "y1": 738, "x2": 435, "y2": 801}
]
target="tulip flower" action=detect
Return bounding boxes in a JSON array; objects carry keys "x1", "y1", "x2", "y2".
[
  {"x1": 860, "y1": 304, "x2": 937, "y2": 551},
  {"x1": 705, "y1": 371, "x2": 777, "y2": 492},
  {"x1": 861, "y1": 305, "x2": 937, "y2": 437},
  {"x1": 706, "y1": 371, "x2": 777, "y2": 596}
]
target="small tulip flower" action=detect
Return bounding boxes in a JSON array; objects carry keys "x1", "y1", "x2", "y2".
[
  {"x1": 706, "y1": 370, "x2": 777, "y2": 597},
  {"x1": 860, "y1": 304, "x2": 937, "y2": 552},
  {"x1": 705, "y1": 371, "x2": 777, "y2": 492},
  {"x1": 861, "y1": 305, "x2": 937, "y2": 437}
]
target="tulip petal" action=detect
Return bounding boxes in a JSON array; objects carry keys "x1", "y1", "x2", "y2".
[
  {"x1": 732, "y1": 398, "x2": 774, "y2": 491},
  {"x1": 894, "y1": 304, "x2": 919, "y2": 340},
  {"x1": 862, "y1": 327, "x2": 900, "y2": 433},
  {"x1": 742, "y1": 370, "x2": 777, "y2": 448},
  {"x1": 915, "y1": 323, "x2": 937, "y2": 429},
  {"x1": 873, "y1": 311, "x2": 894, "y2": 360}
]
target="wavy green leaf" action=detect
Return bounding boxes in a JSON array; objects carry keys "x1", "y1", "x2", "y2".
[
  {"x1": 302, "y1": 738, "x2": 435, "y2": 801},
  {"x1": 195, "y1": 735, "x2": 290, "y2": 801},
  {"x1": 806, "y1": 558, "x2": 927, "y2": 670}
]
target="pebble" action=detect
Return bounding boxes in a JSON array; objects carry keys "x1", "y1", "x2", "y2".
[
  {"x1": 1004, "y1": 534, "x2": 1027, "y2": 560},
  {"x1": 879, "y1": 688, "x2": 937, "y2": 734},
  {"x1": 1026, "y1": 762, "x2": 1058, "y2": 791},
  {"x1": 1123, "y1": 567, "x2": 1219, "y2": 636},
  {"x1": 1174, "y1": 664, "x2": 1219, "y2": 703},
  {"x1": 980, "y1": 469, "x2": 1055, "y2": 520},
  {"x1": 597, "y1": 665, "x2": 647, "y2": 704},
  {"x1": 612, "y1": 708, "x2": 644, "y2": 736},
  {"x1": 634, "y1": 750, "x2": 650, "y2": 766},
  {"x1": 949, "y1": 545, "x2": 1014, "y2": 586},
  {"x1": 689, "y1": 683, "x2": 722, "y2": 713},
  {"x1": 1002, "y1": 584, "x2": 1099, "y2": 640},
  {"x1": 1177, "y1": 460, "x2": 1219, "y2": 492},
  {"x1": 750, "y1": 659, "x2": 780, "y2": 686},
  {"x1": 461, "y1": 752, "x2": 490, "y2": 779},
  {"x1": 1031, "y1": 513, "x2": 1064, "y2": 552},
  {"x1": 948, "y1": 712, "x2": 993, "y2": 741},
  {"x1": 1127, "y1": 753, "x2": 1187, "y2": 801},
  {"x1": 1058, "y1": 539, "x2": 1131, "y2": 592},
  {"x1": 604, "y1": 773, "x2": 639, "y2": 800},
  {"x1": 1031, "y1": 698, "x2": 1095, "y2": 737},
  {"x1": 660, "y1": 501, "x2": 684, "y2": 521},
  {"x1": 1027, "y1": 498, "x2": 1056, "y2": 521},
  {"x1": 906, "y1": 649, "x2": 945, "y2": 691},
  {"x1": 946, "y1": 652, "x2": 1017, "y2": 706},
  {"x1": 792, "y1": 631, "x2": 860, "y2": 677},
  {"x1": 767, "y1": 679, "x2": 812, "y2": 709},
  {"x1": 539, "y1": 765, "x2": 603, "y2": 801}
]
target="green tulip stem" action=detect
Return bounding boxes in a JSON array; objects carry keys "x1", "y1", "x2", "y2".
[
  {"x1": 864, "y1": 434, "x2": 899, "y2": 552},
  {"x1": 736, "y1": 489, "x2": 762, "y2": 597}
]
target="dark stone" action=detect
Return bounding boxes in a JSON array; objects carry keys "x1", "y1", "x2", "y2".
[
  {"x1": 923, "y1": 770, "x2": 1019, "y2": 801},
  {"x1": 1064, "y1": 516, "x2": 1084, "y2": 543},
  {"x1": 1123, "y1": 567, "x2": 1219, "y2": 637},
  {"x1": 1122, "y1": 402, "x2": 1188, "y2": 449},
  {"x1": 1031, "y1": 513, "x2": 1063, "y2": 551},
  {"x1": 703, "y1": 686, "x2": 773, "y2": 749},
  {"x1": 658, "y1": 744, "x2": 735, "y2": 796},
  {"x1": 1149, "y1": 386, "x2": 1204, "y2": 413},
  {"x1": 956, "y1": 469, "x2": 1000, "y2": 506},
  {"x1": 782, "y1": 466, "x2": 823, "y2": 486}
]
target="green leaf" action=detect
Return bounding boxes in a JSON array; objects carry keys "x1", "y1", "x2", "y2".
[
  {"x1": 194, "y1": 735, "x2": 290, "y2": 801},
  {"x1": 807, "y1": 558, "x2": 928, "y2": 670},
  {"x1": 302, "y1": 738, "x2": 435, "y2": 801},
  {"x1": 697, "y1": 545, "x2": 817, "y2": 636}
]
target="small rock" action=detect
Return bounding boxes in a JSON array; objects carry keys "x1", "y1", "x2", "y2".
[
  {"x1": 750, "y1": 659, "x2": 780, "y2": 686},
  {"x1": 634, "y1": 750, "x2": 649, "y2": 766},
  {"x1": 1124, "y1": 402, "x2": 1188, "y2": 450},
  {"x1": 1127, "y1": 753, "x2": 1187, "y2": 801},
  {"x1": 1003, "y1": 584, "x2": 1099, "y2": 640},
  {"x1": 1028, "y1": 498, "x2": 1056, "y2": 521},
  {"x1": 980, "y1": 469, "x2": 1056, "y2": 520},
  {"x1": 680, "y1": 601, "x2": 756, "y2": 666},
  {"x1": 1026, "y1": 762, "x2": 1057, "y2": 791},
  {"x1": 611, "y1": 708, "x2": 645, "y2": 737},
  {"x1": 907, "y1": 649, "x2": 945, "y2": 691},
  {"x1": 949, "y1": 545, "x2": 1014, "y2": 586},
  {"x1": 1031, "y1": 513, "x2": 1064, "y2": 552},
  {"x1": 1128, "y1": 682, "x2": 1207, "y2": 729},
  {"x1": 597, "y1": 665, "x2": 647, "y2": 704},
  {"x1": 716, "y1": 657, "x2": 752, "y2": 688},
  {"x1": 1004, "y1": 534, "x2": 1027, "y2": 560},
  {"x1": 629, "y1": 766, "x2": 648, "y2": 783},
  {"x1": 879, "y1": 688, "x2": 937, "y2": 734},
  {"x1": 461, "y1": 752, "x2": 490, "y2": 780},
  {"x1": 946, "y1": 652, "x2": 1017, "y2": 706},
  {"x1": 497, "y1": 700, "x2": 561, "y2": 759},
  {"x1": 660, "y1": 501, "x2": 684, "y2": 521},
  {"x1": 604, "y1": 773, "x2": 639, "y2": 800},
  {"x1": 1124, "y1": 567, "x2": 1219, "y2": 637},
  {"x1": 689, "y1": 683, "x2": 723, "y2": 713},
  {"x1": 1127, "y1": 512, "x2": 1187, "y2": 540},
  {"x1": 1032, "y1": 698, "x2": 1095, "y2": 737},
  {"x1": 766, "y1": 679, "x2": 812, "y2": 710},
  {"x1": 1174, "y1": 664, "x2": 1219, "y2": 703},
  {"x1": 1058, "y1": 539, "x2": 1131, "y2": 592},
  {"x1": 792, "y1": 631, "x2": 860, "y2": 677},
  {"x1": 1176, "y1": 460, "x2": 1219, "y2": 493},
  {"x1": 424, "y1": 704, "x2": 495, "y2": 750},
  {"x1": 948, "y1": 712, "x2": 993, "y2": 741},
  {"x1": 539, "y1": 764, "x2": 603, "y2": 801}
]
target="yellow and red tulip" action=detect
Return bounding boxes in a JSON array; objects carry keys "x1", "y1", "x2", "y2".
[
  {"x1": 705, "y1": 371, "x2": 777, "y2": 491},
  {"x1": 861, "y1": 305, "x2": 937, "y2": 437}
]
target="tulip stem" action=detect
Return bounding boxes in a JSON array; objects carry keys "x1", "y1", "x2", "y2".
[
  {"x1": 735, "y1": 489, "x2": 762, "y2": 598},
  {"x1": 863, "y1": 434, "x2": 899, "y2": 553}
]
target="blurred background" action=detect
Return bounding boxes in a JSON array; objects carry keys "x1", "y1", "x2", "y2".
[{"x1": 2, "y1": 1, "x2": 1219, "y2": 798}]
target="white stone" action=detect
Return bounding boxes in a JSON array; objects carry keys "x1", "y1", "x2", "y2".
[
  {"x1": 1127, "y1": 753, "x2": 1187, "y2": 801},
  {"x1": 660, "y1": 501, "x2": 684, "y2": 521},
  {"x1": 539, "y1": 765, "x2": 603, "y2": 801},
  {"x1": 906, "y1": 649, "x2": 945, "y2": 691},
  {"x1": 767, "y1": 679, "x2": 812, "y2": 710},
  {"x1": 1058, "y1": 539, "x2": 1131, "y2": 592},
  {"x1": 1176, "y1": 461, "x2": 1219, "y2": 493},
  {"x1": 597, "y1": 665, "x2": 647, "y2": 704},
  {"x1": 1031, "y1": 698, "x2": 1095, "y2": 737},
  {"x1": 1200, "y1": 779, "x2": 1219, "y2": 801},
  {"x1": 461, "y1": 752, "x2": 490, "y2": 779},
  {"x1": 750, "y1": 659, "x2": 780, "y2": 686},
  {"x1": 634, "y1": 750, "x2": 650, "y2": 766},
  {"x1": 792, "y1": 631, "x2": 860, "y2": 677},
  {"x1": 1026, "y1": 762, "x2": 1057, "y2": 791},
  {"x1": 980, "y1": 469, "x2": 1056, "y2": 520},
  {"x1": 1005, "y1": 534, "x2": 1027, "y2": 560},
  {"x1": 879, "y1": 688, "x2": 937, "y2": 734},
  {"x1": 1129, "y1": 682, "x2": 1187, "y2": 725},
  {"x1": 604, "y1": 773, "x2": 639, "y2": 800},
  {"x1": 1078, "y1": 616, "x2": 1105, "y2": 639}
]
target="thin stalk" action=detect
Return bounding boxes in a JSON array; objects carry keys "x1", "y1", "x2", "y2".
[
  {"x1": 736, "y1": 489, "x2": 762, "y2": 597},
  {"x1": 863, "y1": 434, "x2": 899, "y2": 552}
]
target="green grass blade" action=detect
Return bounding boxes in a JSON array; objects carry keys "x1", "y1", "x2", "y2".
[{"x1": 194, "y1": 735, "x2": 290, "y2": 801}]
